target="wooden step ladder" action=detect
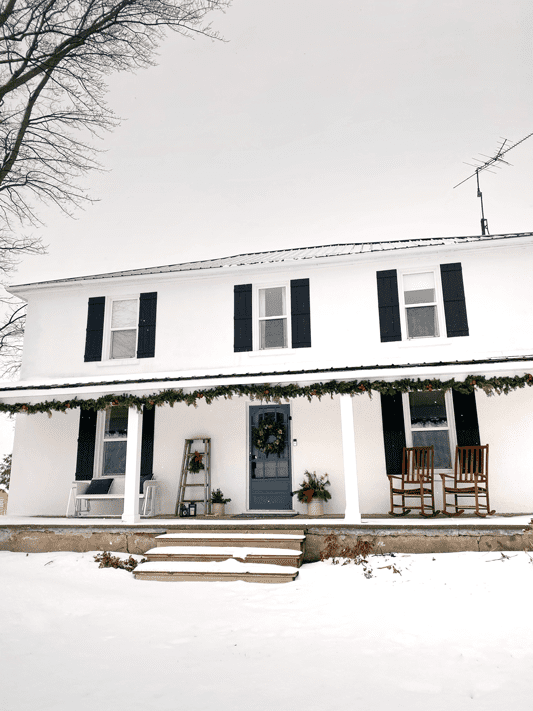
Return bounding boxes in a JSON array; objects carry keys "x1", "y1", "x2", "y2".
[{"x1": 175, "y1": 438, "x2": 211, "y2": 516}]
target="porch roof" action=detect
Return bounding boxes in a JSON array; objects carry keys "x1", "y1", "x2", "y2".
[
  {"x1": 0, "y1": 354, "x2": 531, "y2": 402},
  {"x1": 8, "y1": 231, "x2": 533, "y2": 290}
]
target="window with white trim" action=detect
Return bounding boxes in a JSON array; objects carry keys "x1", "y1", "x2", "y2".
[
  {"x1": 400, "y1": 270, "x2": 442, "y2": 339},
  {"x1": 109, "y1": 298, "x2": 138, "y2": 359},
  {"x1": 403, "y1": 391, "x2": 456, "y2": 470},
  {"x1": 95, "y1": 406, "x2": 128, "y2": 477},
  {"x1": 257, "y1": 285, "x2": 290, "y2": 350}
]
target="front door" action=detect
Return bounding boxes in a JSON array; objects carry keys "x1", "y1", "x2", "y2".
[{"x1": 249, "y1": 405, "x2": 292, "y2": 510}]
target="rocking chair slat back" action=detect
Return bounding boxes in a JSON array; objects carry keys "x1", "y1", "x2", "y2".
[
  {"x1": 403, "y1": 446, "x2": 434, "y2": 484},
  {"x1": 455, "y1": 445, "x2": 488, "y2": 483}
]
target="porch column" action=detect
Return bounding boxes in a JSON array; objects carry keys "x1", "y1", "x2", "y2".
[
  {"x1": 339, "y1": 394, "x2": 361, "y2": 524},
  {"x1": 122, "y1": 406, "x2": 143, "y2": 524}
]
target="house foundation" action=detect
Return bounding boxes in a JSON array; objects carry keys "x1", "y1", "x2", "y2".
[{"x1": 1, "y1": 517, "x2": 532, "y2": 560}]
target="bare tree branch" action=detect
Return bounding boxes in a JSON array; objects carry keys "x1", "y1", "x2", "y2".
[{"x1": 0, "y1": 0, "x2": 229, "y2": 373}]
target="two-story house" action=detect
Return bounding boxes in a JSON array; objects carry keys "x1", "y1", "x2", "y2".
[{"x1": 2, "y1": 232, "x2": 533, "y2": 522}]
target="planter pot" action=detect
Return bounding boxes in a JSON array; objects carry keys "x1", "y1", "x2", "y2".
[
  {"x1": 212, "y1": 503, "x2": 226, "y2": 516},
  {"x1": 307, "y1": 498, "x2": 324, "y2": 516}
]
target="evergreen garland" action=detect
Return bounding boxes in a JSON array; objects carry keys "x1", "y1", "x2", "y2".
[{"x1": 2, "y1": 372, "x2": 532, "y2": 416}]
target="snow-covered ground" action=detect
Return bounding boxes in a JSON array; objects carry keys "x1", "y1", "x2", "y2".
[{"x1": 2, "y1": 549, "x2": 533, "y2": 711}]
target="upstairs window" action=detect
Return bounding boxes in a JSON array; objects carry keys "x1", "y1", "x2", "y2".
[
  {"x1": 258, "y1": 286, "x2": 288, "y2": 349},
  {"x1": 110, "y1": 298, "x2": 138, "y2": 359},
  {"x1": 234, "y1": 279, "x2": 311, "y2": 352},
  {"x1": 403, "y1": 272, "x2": 440, "y2": 339},
  {"x1": 84, "y1": 292, "x2": 157, "y2": 362},
  {"x1": 376, "y1": 263, "x2": 469, "y2": 343}
]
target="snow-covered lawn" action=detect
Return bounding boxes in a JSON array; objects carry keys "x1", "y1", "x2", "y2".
[{"x1": 2, "y1": 550, "x2": 533, "y2": 711}]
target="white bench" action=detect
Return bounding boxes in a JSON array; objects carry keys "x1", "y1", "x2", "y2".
[{"x1": 67, "y1": 477, "x2": 158, "y2": 517}]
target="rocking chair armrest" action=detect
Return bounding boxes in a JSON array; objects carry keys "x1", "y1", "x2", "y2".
[
  {"x1": 387, "y1": 474, "x2": 402, "y2": 481},
  {"x1": 439, "y1": 472, "x2": 454, "y2": 482}
]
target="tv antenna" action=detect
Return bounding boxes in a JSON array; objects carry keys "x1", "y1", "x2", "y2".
[{"x1": 454, "y1": 131, "x2": 533, "y2": 235}]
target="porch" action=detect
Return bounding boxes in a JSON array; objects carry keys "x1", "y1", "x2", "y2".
[{"x1": 3, "y1": 358, "x2": 533, "y2": 522}]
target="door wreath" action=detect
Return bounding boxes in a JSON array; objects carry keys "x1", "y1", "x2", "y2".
[{"x1": 252, "y1": 417, "x2": 286, "y2": 456}]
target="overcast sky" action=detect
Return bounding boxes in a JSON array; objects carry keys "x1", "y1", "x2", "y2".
[{"x1": 11, "y1": 0, "x2": 533, "y2": 287}]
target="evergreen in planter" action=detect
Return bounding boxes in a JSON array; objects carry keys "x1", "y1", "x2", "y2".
[
  {"x1": 294, "y1": 471, "x2": 331, "y2": 505},
  {"x1": 211, "y1": 488, "x2": 231, "y2": 516}
]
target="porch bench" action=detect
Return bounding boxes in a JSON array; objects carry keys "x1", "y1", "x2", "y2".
[{"x1": 67, "y1": 476, "x2": 158, "y2": 517}]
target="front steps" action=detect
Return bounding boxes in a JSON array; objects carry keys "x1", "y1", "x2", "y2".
[{"x1": 134, "y1": 530, "x2": 305, "y2": 583}]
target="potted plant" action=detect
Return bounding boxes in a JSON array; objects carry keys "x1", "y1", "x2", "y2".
[
  {"x1": 294, "y1": 470, "x2": 331, "y2": 516},
  {"x1": 211, "y1": 488, "x2": 231, "y2": 516}
]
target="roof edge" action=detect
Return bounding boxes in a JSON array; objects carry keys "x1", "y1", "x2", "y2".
[{"x1": 8, "y1": 231, "x2": 533, "y2": 291}]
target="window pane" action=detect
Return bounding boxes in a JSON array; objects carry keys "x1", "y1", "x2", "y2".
[
  {"x1": 259, "y1": 287, "x2": 285, "y2": 318},
  {"x1": 111, "y1": 330, "x2": 136, "y2": 358},
  {"x1": 102, "y1": 441, "x2": 127, "y2": 475},
  {"x1": 111, "y1": 299, "x2": 137, "y2": 328},
  {"x1": 404, "y1": 288, "x2": 436, "y2": 305},
  {"x1": 409, "y1": 391, "x2": 447, "y2": 427},
  {"x1": 104, "y1": 406, "x2": 128, "y2": 438},
  {"x1": 412, "y1": 430, "x2": 452, "y2": 468},
  {"x1": 260, "y1": 319, "x2": 287, "y2": 349},
  {"x1": 406, "y1": 306, "x2": 438, "y2": 338},
  {"x1": 404, "y1": 272, "x2": 435, "y2": 305}
]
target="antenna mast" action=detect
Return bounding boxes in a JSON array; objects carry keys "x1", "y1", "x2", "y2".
[{"x1": 454, "y1": 131, "x2": 533, "y2": 235}]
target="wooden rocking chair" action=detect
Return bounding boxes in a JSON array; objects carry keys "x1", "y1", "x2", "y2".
[
  {"x1": 388, "y1": 446, "x2": 438, "y2": 517},
  {"x1": 440, "y1": 445, "x2": 495, "y2": 517}
]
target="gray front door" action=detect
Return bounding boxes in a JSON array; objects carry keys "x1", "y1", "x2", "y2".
[{"x1": 249, "y1": 405, "x2": 292, "y2": 510}]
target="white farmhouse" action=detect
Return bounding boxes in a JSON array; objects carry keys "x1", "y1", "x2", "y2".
[{"x1": 2, "y1": 232, "x2": 532, "y2": 523}]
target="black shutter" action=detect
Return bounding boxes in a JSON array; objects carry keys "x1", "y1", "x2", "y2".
[
  {"x1": 291, "y1": 278, "x2": 311, "y2": 348},
  {"x1": 84, "y1": 297, "x2": 105, "y2": 362},
  {"x1": 452, "y1": 390, "x2": 480, "y2": 446},
  {"x1": 140, "y1": 406, "x2": 155, "y2": 476},
  {"x1": 440, "y1": 263, "x2": 469, "y2": 338},
  {"x1": 380, "y1": 393, "x2": 406, "y2": 475},
  {"x1": 137, "y1": 292, "x2": 157, "y2": 358},
  {"x1": 376, "y1": 270, "x2": 402, "y2": 342},
  {"x1": 75, "y1": 408, "x2": 97, "y2": 480},
  {"x1": 234, "y1": 284, "x2": 253, "y2": 352}
]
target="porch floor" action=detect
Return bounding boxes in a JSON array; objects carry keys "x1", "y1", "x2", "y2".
[{"x1": 1, "y1": 513, "x2": 532, "y2": 528}]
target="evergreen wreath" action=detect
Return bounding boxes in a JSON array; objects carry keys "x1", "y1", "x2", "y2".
[
  {"x1": 252, "y1": 417, "x2": 286, "y2": 456},
  {"x1": 188, "y1": 451, "x2": 204, "y2": 473}
]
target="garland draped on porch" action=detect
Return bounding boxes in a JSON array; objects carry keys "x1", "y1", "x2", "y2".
[{"x1": 2, "y1": 373, "x2": 532, "y2": 416}]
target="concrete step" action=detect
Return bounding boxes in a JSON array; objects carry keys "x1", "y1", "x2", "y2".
[
  {"x1": 144, "y1": 545, "x2": 303, "y2": 567},
  {"x1": 156, "y1": 531, "x2": 305, "y2": 551},
  {"x1": 133, "y1": 559, "x2": 299, "y2": 583}
]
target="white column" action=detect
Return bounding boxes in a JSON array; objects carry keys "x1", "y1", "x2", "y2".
[
  {"x1": 122, "y1": 406, "x2": 143, "y2": 524},
  {"x1": 340, "y1": 394, "x2": 361, "y2": 524}
]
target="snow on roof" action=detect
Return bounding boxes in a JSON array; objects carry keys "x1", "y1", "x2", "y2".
[{"x1": 10, "y1": 231, "x2": 533, "y2": 289}]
